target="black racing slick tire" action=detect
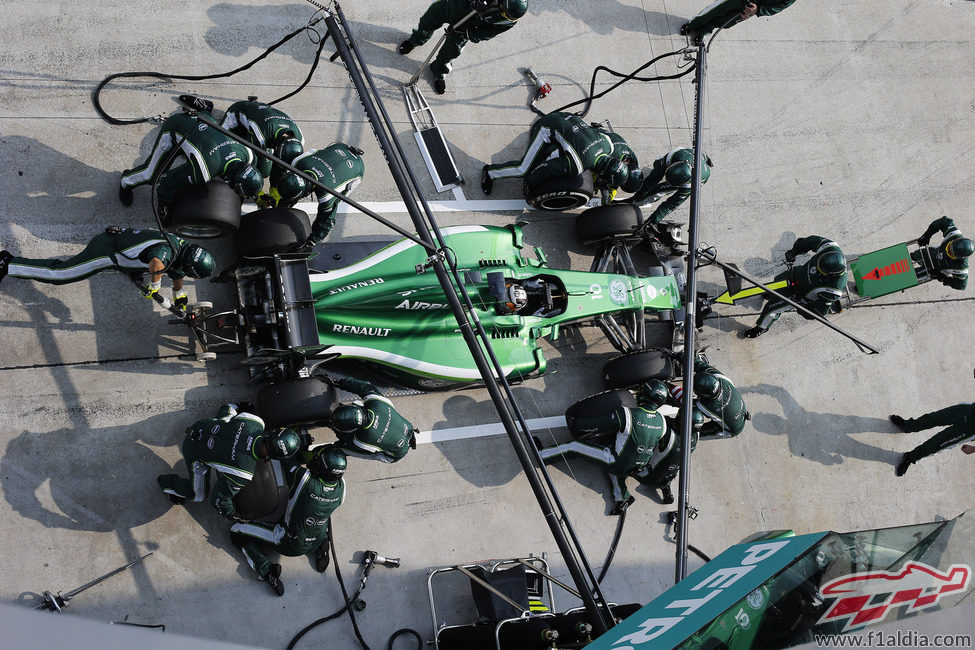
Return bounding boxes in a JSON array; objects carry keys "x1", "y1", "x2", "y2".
[
  {"x1": 256, "y1": 377, "x2": 336, "y2": 428},
  {"x1": 603, "y1": 349, "x2": 674, "y2": 389},
  {"x1": 165, "y1": 180, "x2": 242, "y2": 239},
  {"x1": 236, "y1": 208, "x2": 312, "y2": 257},
  {"x1": 575, "y1": 204, "x2": 643, "y2": 246},
  {"x1": 232, "y1": 459, "x2": 280, "y2": 522},
  {"x1": 526, "y1": 173, "x2": 595, "y2": 211},
  {"x1": 565, "y1": 389, "x2": 636, "y2": 441}
]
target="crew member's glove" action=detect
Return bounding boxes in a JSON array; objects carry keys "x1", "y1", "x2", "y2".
[
  {"x1": 236, "y1": 401, "x2": 256, "y2": 414},
  {"x1": 410, "y1": 428, "x2": 419, "y2": 450},
  {"x1": 143, "y1": 279, "x2": 162, "y2": 298},
  {"x1": 291, "y1": 237, "x2": 316, "y2": 253},
  {"x1": 784, "y1": 250, "x2": 797, "y2": 263},
  {"x1": 256, "y1": 192, "x2": 276, "y2": 209},
  {"x1": 173, "y1": 290, "x2": 188, "y2": 312},
  {"x1": 917, "y1": 233, "x2": 931, "y2": 247},
  {"x1": 105, "y1": 225, "x2": 123, "y2": 235},
  {"x1": 299, "y1": 431, "x2": 315, "y2": 450}
]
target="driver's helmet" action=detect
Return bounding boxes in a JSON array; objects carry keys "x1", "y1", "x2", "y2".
[
  {"x1": 181, "y1": 245, "x2": 216, "y2": 279},
  {"x1": 637, "y1": 379, "x2": 669, "y2": 410},
  {"x1": 948, "y1": 237, "x2": 975, "y2": 259},
  {"x1": 308, "y1": 445, "x2": 347, "y2": 481},
  {"x1": 263, "y1": 428, "x2": 302, "y2": 459},
  {"x1": 816, "y1": 252, "x2": 847, "y2": 277},
  {"x1": 275, "y1": 133, "x2": 304, "y2": 164},
  {"x1": 499, "y1": 0, "x2": 528, "y2": 20},
  {"x1": 332, "y1": 404, "x2": 367, "y2": 433},
  {"x1": 693, "y1": 373, "x2": 721, "y2": 399},
  {"x1": 273, "y1": 171, "x2": 309, "y2": 204},
  {"x1": 595, "y1": 156, "x2": 630, "y2": 190},
  {"x1": 231, "y1": 164, "x2": 264, "y2": 199},
  {"x1": 501, "y1": 283, "x2": 528, "y2": 314}
]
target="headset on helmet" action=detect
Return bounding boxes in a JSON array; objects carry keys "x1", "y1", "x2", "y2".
[
  {"x1": 499, "y1": 0, "x2": 528, "y2": 20},
  {"x1": 948, "y1": 237, "x2": 975, "y2": 259},
  {"x1": 264, "y1": 428, "x2": 301, "y2": 459},
  {"x1": 693, "y1": 373, "x2": 721, "y2": 399},
  {"x1": 273, "y1": 171, "x2": 309, "y2": 204},
  {"x1": 232, "y1": 164, "x2": 263, "y2": 199},
  {"x1": 816, "y1": 251, "x2": 846, "y2": 277},
  {"x1": 309, "y1": 445, "x2": 347, "y2": 480},
  {"x1": 637, "y1": 379, "x2": 669, "y2": 410},
  {"x1": 181, "y1": 244, "x2": 216, "y2": 279},
  {"x1": 332, "y1": 404, "x2": 366, "y2": 433}
]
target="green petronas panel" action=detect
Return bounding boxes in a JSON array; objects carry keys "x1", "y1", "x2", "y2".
[{"x1": 308, "y1": 224, "x2": 680, "y2": 389}]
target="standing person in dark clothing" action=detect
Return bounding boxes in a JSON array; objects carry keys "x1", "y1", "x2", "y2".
[
  {"x1": 681, "y1": 0, "x2": 798, "y2": 42},
  {"x1": 891, "y1": 402, "x2": 975, "y2": 476}
]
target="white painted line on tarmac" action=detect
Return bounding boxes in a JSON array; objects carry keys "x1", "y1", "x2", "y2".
[{"x1": 417, "y1": 415, "x2": 567, "y2": 445}]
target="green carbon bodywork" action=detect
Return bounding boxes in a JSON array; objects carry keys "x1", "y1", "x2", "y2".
[{"x1": 308, "y1": 224, "x2": 681, "y2": 389}]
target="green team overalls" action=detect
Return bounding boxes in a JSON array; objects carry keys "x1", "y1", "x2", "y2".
[
  {"x1": 485, "y1": 112, "x2": 635, "y2": 189},
  {"x1": 221, "y1": 100, "x2": 304, "y2": 178},
  {"x1": 687, "y1": 0, "x2": 797, "y2": 37},
  {"x1": 912, "y1": 216, "x2": 969, "y2": 290},
  {"x1": 755, "y1": 235, "x2": 847, "y2": 331},
  {"x1": 157, "y1": 404, "x2": 268, "y2": 520},
  {"x1": 694, "y1": 357, "x2": 749, "y2": 439},
  {"x1": 334, "y1": 377, "x2": 417, "y2": 463},
  {"x1": 538, "y1": 405, "x2": 666, "y2": 503},
  {"x1": 406, "y1": 0, "x2": 520, "y2": 78},
  {"x1": 121, "y1": 110, "x2": 255, "y2": 205},
  {"x1": 627, "y1": 148, "x2": 711, "y2": 223},
  {"x1": 7, "y1": 228, "x2": 189, "y2": 286},
  {"x1": 231, "y1": 461, "x2": 346, "y2": 579},
  {"x1": 279, "y1": 144, "x2": 365, "y2": 243}
]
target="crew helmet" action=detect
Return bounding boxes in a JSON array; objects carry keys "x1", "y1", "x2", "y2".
[
  {"x1": 264, "y1": 428, "x2": 302, "y2": 459},
  {"x1": 693, "y1": 373, "x2": 721, "y2": 399},
  {"x1": 332, "y1": 404, "x2": 367, "y2": 433},
  {"x1": 273, "y1": 172, "x2": 309, "y2": 204},
  {"x1": 816, "y1": 252, "x2": 847, "y2": 277},
  {"x1": 596, "y1": 156, "x2": 630, "y2": 190},
  {"x1": 500, "y1": 0, "x2": 528, "y2": 21},
  {"x1": 664, "y1": 160, "x2": 693, "y2": 187},
  {"x1": 276, "y1": 137, "x2": 304, "y2": 165},
  {"x1": 637, "y1": 379, "x2": 670, "y2": 409},
  {"x1": 231, "y1": 164, "x2": 263, "y2": 199},
  {"x1": 309, "y1": 445, "x2": 347, "y2": 480},
  {"x1": 948, "y1": 237, "x2": 975, "y2": 259},
  {"x1": 181, "y1": 245, "x2": 216, "y2": 279},
  {"x1": 502, "y1": 283, "x2": 528, "y2": 313}
]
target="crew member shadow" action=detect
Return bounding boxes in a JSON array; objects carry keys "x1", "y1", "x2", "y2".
[{"x1": 741, "y1": 383, "x2": 903, "y2": 467}]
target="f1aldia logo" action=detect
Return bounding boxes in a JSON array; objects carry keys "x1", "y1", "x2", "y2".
[{"x1": 817, "y1": 561, "x2": 971, "y2": 632}]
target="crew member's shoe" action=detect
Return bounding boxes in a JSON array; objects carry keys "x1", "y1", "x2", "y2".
[
  {"x1": 434, "y1": 77, "x2": 446, "y2": 95},
  {"x1": 157, "y1": 474, "x2": 188, "y2": 504},
  {"x1": 680, "y1": 23, "x2": 701, "y2": 44},
  {"x1": 611, "y1": 496, "x2": 635, "y2": 515},
  {"x1": 889, "y1": 414, "x2": 908, "y2": 431},
  {"x1": 118, "y1": 173, "x2": 134, "y2": 207},
  {"x1": 894, "y1": 453, "x2": 914, "y2": 477},
  {"x1": 229, "y1": 531, "x2": 248, "y2": 549},
  {"x1": 0, "y1": 250, "x2": 12, "y2": 283},
  {"x1": 398, "y1": 40, "x2": 415, "y2": 55},
  {"x1": 481, "y1": 166, "x2": 493, "y2": 195},
  {"x1": 265, "y1": 563, "x2": 285, "y2": 596},
  {"x1": 659, "y1": 485, "x2": 675, "y2": 505},
  {"x1": 313, "y1": 541, "x2": 330, "y2": 573},
  {"x1": 178, "y1": 94, "x2": 214, "y2": 112},
  {"x1": 743, "y1": 326, "x2": 767, "y2": 339}
]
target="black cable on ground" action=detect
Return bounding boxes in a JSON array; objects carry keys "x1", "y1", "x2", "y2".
[
  {"x1": 92, "y1": 13, "x2": 328, "y2": 125},
  {"x1": 550, "y1": 49, "x2": 696, "y2": 119},
  {"x1": 386, "y1": 628, "x2": 423, "y2": 650},
  {"x1": 597, "y1": 508, "x2": 627, "y2": 584}
]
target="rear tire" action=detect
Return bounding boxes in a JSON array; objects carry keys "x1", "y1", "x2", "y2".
[
  {"x1": 603, "y1": 349, "x2": 673, "y2": 389},
  {"x1": 165, "y1": 181, "x2": 242, "y2": 239},
  {"x1": 526, "y1": 173, "x2": 594, "y2": 211},
  {"x1": 236, "y1": 208, "x2": 312, "y2": 257},
  {"x1": 256, "y1": 376, "x2": 336, "y2": 428},
  {"x1": 575, "y1": 204, "x2": 643, "y2": 246}
]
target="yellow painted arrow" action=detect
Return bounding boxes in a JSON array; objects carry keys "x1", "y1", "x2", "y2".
[{"x1": 715, "y1": 280, "x2": 790, "y2": 305}]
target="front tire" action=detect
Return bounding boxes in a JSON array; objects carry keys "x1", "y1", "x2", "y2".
[
  {"x1": 575, "y1": 204, "x2": 643, "y2": 246},
  {"x1": 603, "y1": 349, "x2": 673, "y2": 389}
]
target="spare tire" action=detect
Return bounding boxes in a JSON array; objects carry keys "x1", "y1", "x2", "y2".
[
  {"x1": 603, "y1": 349, "x2": 674, "y2": 389},
  {"x1": 257, "y1": 376, "x2": 336, "y2": 428},
  {"x1": 565, "y1": 389, "x2": 636, "y2": 441},
  {"x1": 526, "y1": 172, "x2": 595, "y2": 211},
  {"x1": 232, "y1": 460, "x2": 281, "y2": 521},
  {"x1": 165, "y1": 180, "x2": 242, "y2": 239},
  {"x1": 236, "y1": 207, "x2": 312, "y2": 257},
  {"x1": 575, "y1": 204, "x2": 643, "y2": 246}
]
